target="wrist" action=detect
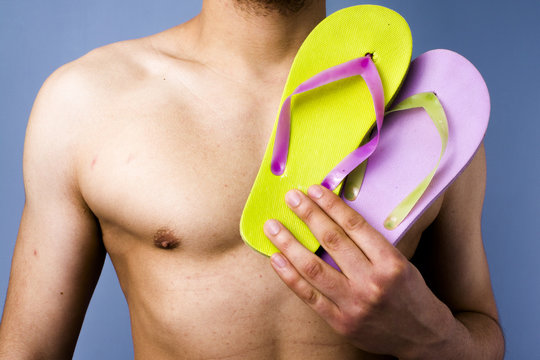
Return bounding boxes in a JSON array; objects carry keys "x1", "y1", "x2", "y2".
[{"x1": 398, "y1": 305, "x2": 464, "y2": 360}]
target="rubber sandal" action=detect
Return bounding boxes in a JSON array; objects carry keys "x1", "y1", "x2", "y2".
[
  {"x1": 240, "y1": 5, "x2": 412, "y2": 256},
  {"x1": 320, "y1": 49, "x2": 490, "y2": 268}
]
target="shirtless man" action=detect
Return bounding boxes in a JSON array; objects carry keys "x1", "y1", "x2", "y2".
[{"x1": 0, "y1": 0, "x2": 504, "y2": 358}]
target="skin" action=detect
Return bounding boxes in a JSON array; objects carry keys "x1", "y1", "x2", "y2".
[{"x1": 0, "y1": 0, "x2": 504, "y2": 359}]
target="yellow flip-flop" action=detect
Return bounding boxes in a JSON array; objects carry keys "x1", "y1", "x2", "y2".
[{"x1": 240, "y1": 5, "x2": 412, "y2": 256}]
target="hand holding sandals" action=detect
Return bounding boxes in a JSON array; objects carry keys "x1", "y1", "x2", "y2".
[{"x1": 264, "y1": 185, "x2": 459, "y2": 358}]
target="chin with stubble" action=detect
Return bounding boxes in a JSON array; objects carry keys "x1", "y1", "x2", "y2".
[{"x1": 234, "y1": 0, "x2": 313, "y2": 15}]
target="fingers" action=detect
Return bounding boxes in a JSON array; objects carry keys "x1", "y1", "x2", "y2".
[
  {"x1": 304, "y1": 185, "x2": 396, "y2": 263},
  {"x1": 264, "y1": 219, "x2": 348, "y2": 306},
  {"x1": 269, "y1": 253, "x2": 343, "y2": 323},
  {"x1": 282, "y1": 189, "x2": 370, "y2": 274}
]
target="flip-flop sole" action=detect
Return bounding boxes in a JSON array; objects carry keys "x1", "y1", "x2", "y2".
[
  {"x1": 344, "y1": 49, "x2": 490, "y2": 245},
  {"x1": 240, "y1": 5, "x2": 412, "y2": 256}
]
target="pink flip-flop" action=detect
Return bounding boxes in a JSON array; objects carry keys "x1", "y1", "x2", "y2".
[{"x1": 319, "y1": 49, "x2": 490, "y2": 268}]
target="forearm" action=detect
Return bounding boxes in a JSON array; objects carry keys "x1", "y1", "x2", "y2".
[
  {"x1": 451, "y1": 312, "x2": 504, "y2": 360},
  {"x1": 0, "y1": 319, "x2": 76, "y2": 360},
  {"x1": 404, "y1": 310, "x2": 505, "y2": 360}
]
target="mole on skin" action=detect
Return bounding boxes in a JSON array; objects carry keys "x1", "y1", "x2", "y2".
[{"x1": 153, "y1": 228, "x2": 180, "y2": 250}]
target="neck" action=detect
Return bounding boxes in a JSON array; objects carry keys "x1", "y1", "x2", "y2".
[{"x1": 187, "y1": 0, "x2": 326, "y2": 80}]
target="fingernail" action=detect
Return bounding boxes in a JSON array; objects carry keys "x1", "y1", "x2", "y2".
[
  {"x1": 308, "y1": 185, "x2": 323, "y2": 199},
  {"x1": 264, "y1": 219, "x2": 280, "y2": 236},
  {"x1": 285, "y1": 190, "x2": 301, "y2": 207},
  {"x1": 271, "y1": 253, "x2": 287, "y2": 268}
]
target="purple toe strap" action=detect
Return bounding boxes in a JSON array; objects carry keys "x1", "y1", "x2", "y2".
[{"x1": 271, "y1": 56, "x2": 385, "y2": 188}]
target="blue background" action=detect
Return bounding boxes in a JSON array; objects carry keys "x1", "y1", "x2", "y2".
[{"x1": 1, "y1": 1, "x2": 539, "y2": 358}]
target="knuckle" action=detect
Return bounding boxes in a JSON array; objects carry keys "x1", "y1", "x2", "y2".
[
  {"x1": 364, "y1": 260, "x2": 410, "y2": 306},
  {"x1": 334, "y1": 313, "x2": 358, "y2": 337},
  {"x1": 301, "y1": 206, "x2": 315, "y2": 223},
  {"x1": 384, "y1": 258, "x2": 409, "y2": 281},
  {"x1": 323, "y1": 197, "x2": 339, "y2": 212},
  {"x1": 278, "y1": 235, "x2": 293, "y2": 251},
  {"x1": 366, "y1": 282, "x2": 386, "y2": 306},
  {"x1": 287, "y1": 273, "x2": 302, "y2": 288},
  {"x1": 321, "y1": 229, "x2": 342, "y2": 250},
  {"x1": 304, "y1": 287, "x2": 319, "y2": 305},
  {"x1": 284, "y1": 269, "x2": 312, "y2": 290},
  {"x1": 303, "y1": 260, "x2": 323, "y2": 280},
  {"x1": 344, "y1": 214, "x2": 367, "y2": 233}
]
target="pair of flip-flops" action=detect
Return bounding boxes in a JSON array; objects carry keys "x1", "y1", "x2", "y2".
[{"x1": 240, "y1": 5, "x2": 490, "y2": 267}]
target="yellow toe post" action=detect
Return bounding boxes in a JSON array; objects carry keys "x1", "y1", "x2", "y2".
[{"x1": 240, "y1": 5, "x2": 412, "y2": 257}]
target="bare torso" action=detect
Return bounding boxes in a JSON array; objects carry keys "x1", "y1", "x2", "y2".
[
  {"x1": 71, "y1": 25, "x2": 442, "y2": 359},
  {"x1": 0, "y1": 2, "x2": 505, "y2": 359}
]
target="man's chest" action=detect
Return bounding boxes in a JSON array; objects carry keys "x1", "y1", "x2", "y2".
[{"x1": 76, "y1": 96, "x2": 275, "y2": 257}]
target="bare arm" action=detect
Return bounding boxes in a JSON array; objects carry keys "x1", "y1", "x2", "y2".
[
  {"x1": 0, "y1": 65, "x2": 106, "y2": 359},
  {"x1": 411, "y1": 143, "x2": 505, "y2": 358}
]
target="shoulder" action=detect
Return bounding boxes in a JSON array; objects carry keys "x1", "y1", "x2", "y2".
[
  {"x1": 23, "y1": 37, "x2": 163, "y2": 194},
  {"x1": 33, "y1": 24, "x2": 198, "y2": 131},
  {"x1": 36, "y1": 37, "x2": 155, "y2": 114},
  {"x1": 27, "y1": 34, "x2": 173, "y2": 150}
]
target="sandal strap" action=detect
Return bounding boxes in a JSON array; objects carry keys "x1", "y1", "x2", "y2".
[
  {"x1": 271, "y1": 56, "x2": 385, "y2": 191},
  {"x1": 383, "y1": 92, "x2": 448, "y2": 229},
  {"x1": 341, "y1": 92, "x2": 449, "y2": 229}
]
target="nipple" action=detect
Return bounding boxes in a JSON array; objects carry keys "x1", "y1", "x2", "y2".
[{"x1": 153, "y1": 228, "x2": 180, "y2": 250}]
